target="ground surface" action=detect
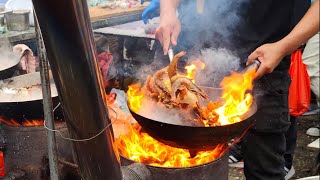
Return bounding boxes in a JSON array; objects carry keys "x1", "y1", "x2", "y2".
[{"x1": 228, "y1": 114, "x2": 319, "y2": 180}]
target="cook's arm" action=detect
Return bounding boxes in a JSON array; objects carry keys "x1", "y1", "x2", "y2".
[
  {"x1": 279, "y1": 0, "x2": 319, "y2": 55},
  {"x1": 156, "y1": 0, "x2": 181, "y2": 55},
  {"x1": 248, "y1": 0, "x2": 319, "y2": 78}
]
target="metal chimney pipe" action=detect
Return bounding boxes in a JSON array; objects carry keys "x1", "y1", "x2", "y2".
[{"x1": 31, "y1": 0, "x2": 122, "y2": 179}]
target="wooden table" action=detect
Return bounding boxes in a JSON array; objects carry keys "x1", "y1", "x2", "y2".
[
  {"x1": 89, "y1": 2, "x2": 149, "y2": 22},
  {"x1": 0, "y1": 3, "x2": 149, "y2": 43}
]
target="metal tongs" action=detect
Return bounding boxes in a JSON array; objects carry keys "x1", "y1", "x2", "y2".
[
  {"x1": 243, "y1": 59, "x2": 261, "y2": 73},
  {"x1": 168, "y1": 45, "x2": 174, "y2": 62}
]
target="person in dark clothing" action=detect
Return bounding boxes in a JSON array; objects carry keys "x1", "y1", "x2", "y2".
[
  {"x1": 228, "y1": 1, "x2": 311, "y2": 178},
  {"x1": 151, "y1": 0, "x2": 319, "y2": 179}
]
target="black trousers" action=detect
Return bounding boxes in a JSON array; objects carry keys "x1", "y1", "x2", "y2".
[
  {"x1": 284, "y1": 116, "x2": 298, "y2": 169},
  {"x1": 242, "y1": 131, "x2": 287, "y2": 180},
  {"x1": 240, "y1": 59, "x2": 292, "y2": 180}
]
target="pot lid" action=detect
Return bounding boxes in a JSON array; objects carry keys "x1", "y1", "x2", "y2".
[{"x1": 0, "y1": 72, "x2": 58, "y2": 103}]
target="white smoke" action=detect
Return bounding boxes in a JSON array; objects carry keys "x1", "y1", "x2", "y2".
[
  {"x1": 191, "y1": 48, "x2": 240, "y2": 87},
  {"x1": 0, "y1": 38, "x2": 19, "y2": 71}
]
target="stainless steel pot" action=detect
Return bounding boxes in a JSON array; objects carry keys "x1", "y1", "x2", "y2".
[{"x1": 5, "y1": 10, "x2": 30, "y2": 31}]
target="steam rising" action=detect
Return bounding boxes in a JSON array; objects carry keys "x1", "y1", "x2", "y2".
[
  {"x1": 192, "y1": 48, "x2": 240, "y2": 87},
  {"x1": 0, "y1": 39, "x2": 19, "y2": 71},
  {"x1": 177, "y1": 0, "x2": 248, "y2": 54}
]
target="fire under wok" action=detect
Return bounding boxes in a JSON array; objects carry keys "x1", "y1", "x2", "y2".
[{"x1": 129, "y1": 86, "x2": 257, "y2": 150}]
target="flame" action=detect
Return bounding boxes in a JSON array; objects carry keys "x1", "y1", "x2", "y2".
[
  {"x1": 202, "y1": 69, "x2": 256, "y2": 126},
  {"x1": 0, "y1": 117, "x2": 44, "y2": 126},
  {"x1": 120, "y1": 61, "x2": 255, "y2": 167},
  {"x1": 127, "y1": 84, "x2": 144, "y2": 112},
  {"x1": 184, "y1": 60, "x2": 206, "y2": 83},
  {"x1": 110, "y1": 105, "x2": 226, "y2": 168},
  {"x1": 23, "y1": 120, "x2": 44, "y2": 126}
]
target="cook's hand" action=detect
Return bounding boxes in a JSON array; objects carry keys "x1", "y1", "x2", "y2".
[
  {"x1": 155, "y1": 12, "x2": 181, "y2": 55},
  {"x1": 247, "y1": 42, "x2": 287, "y2": 79},
  {"x1": 141, "y1": 0, "x2": 160, "y2": 24},
  {"x1": 13, "y1": 44, "x2": 36, "y2": 74}
]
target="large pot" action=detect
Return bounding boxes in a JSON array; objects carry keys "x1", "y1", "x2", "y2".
[
  {"x1": 0, "y1": 52, "x2": 20, "y2": 80},
  {"x1": 0, "y1": 72, "x2": 63, "y2": 121}
]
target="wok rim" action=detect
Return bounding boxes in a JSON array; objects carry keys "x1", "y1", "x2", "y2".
[
  {"x1": 0, "y1": 55, "x2": 20, "y2": 72},
  {"x1": 0, "y1": 72, "x2": 58, "y2": 103},
  {"x1": 128, "y1": 86, "x2": 257, "y2": 128},
  {"x1": 128, "y1": 101, "x2": 257, "y2": 129}
]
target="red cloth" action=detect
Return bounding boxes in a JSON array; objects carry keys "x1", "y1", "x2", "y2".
[
  {"x1": 288, "y1": 50, "x2": 311, "y2": 116},
  {"x1": 98, "y1": 52, "x2": 113, "y2": 87}
]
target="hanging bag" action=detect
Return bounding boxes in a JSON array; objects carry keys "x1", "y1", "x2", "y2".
[{"x1": 288, "y1": 50, "x2": 311, "y2": 116}]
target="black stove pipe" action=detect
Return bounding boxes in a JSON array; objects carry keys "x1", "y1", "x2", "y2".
[{"x1": 31, "y1": 0, "x2": 122, "y2": 179}]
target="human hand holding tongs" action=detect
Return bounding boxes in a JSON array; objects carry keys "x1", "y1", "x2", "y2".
[
  {"x1": 241, "y1": 59, "x2": 261, "y2": 80},
  {"x1": 243, "y1": 60, "x2": 261, "y2": 73}
]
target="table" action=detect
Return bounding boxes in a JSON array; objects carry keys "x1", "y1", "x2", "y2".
[
  {"x1": 94, "y1": 17, "x2": 159, "y2": 39},
  {"x1": 0, "y1": 27, "x2": 35, "y2": 43},
  {"x1": 0, "y1": 4, "x2": 149, "y2": 43}
]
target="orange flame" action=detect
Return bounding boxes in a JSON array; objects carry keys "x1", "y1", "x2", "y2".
[
  {"x1": 127, "y1": 84, "x2": 143, "y2": 112},
  {"x1": 23, "y1": 120, "x2": 44, "y2": 126},
  {"x1": 122, "y1": 63, "x2": 255, "y2": 167},
  {"x1": 0, "y1": 116, "x2": 44, "y2": 126},
  {"x1": 201, "y1": 69, "x2": 256, "y2": 126},
  {"x1": 111, "y1": 106, "x2": 226, "y2": 168},
  {"x1": 184, "y1": 60, "x2": 206, "y2": 83}
]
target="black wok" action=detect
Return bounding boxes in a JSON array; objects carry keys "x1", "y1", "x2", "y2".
[
  {"x1": 0, "y1": 53, "x2": 20, "y2": 80},
  {"x1": 129, "y1": 87, "x2": 257, "y2": 150},
  {"x1": 0, "y1": 72, "x2": 63, "y2": 121}
]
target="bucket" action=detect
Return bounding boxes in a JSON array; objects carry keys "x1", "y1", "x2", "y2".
[{"x1": 5, "y1": 10, "x2": 30, "y2": 31}]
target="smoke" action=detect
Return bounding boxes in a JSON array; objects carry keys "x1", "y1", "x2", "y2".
[
  {"x1": 176, "y1": 0, "x2": 249, "y2": 58},
  {"x1": 0, "y1": 38, "x2": 19, "y2": 71},
  {"x1": 191, "y1": 48, "x2": 240, "y2": 87}
]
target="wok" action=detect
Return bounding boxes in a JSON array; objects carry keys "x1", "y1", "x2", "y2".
[
  {"x1": 129, "y1": 87, "x2": 257, "y2": 150},
  {"x1": 0, "y1": 52, "x2": 20, "y2": 80},
  {"x1": 0, "y1": 72, "x2": 63, "y2": 121}
]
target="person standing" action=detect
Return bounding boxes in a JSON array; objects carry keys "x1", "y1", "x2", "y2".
[{"x1": 144, "y1": 0, "x2": 319, "y2": 179}]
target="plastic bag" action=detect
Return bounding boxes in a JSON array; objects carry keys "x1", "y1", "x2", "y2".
[{"x1": 288, "y1": 50, "x2": 311, "y2": 116}]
